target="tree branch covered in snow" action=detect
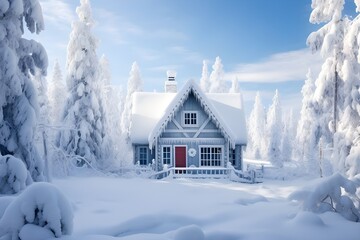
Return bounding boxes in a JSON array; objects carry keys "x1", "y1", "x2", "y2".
[
  {"x1": 289, "y1": 173, "x2": 360, "y2": 222},
  {"x1": 0, "y1": 155, "x2": 29, "y2": 194},
  {"x1": 0, "y1": 0, "x2": 48, "y2": 181}
]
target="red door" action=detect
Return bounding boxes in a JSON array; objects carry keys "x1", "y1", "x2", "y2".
[{"x1": 175, "y1": 146, "x2": 186, "y2": 168}]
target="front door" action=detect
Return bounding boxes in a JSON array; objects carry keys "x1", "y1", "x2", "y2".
[{"x1": 175, "y1": 146, "x2": 186, "y2": 168}]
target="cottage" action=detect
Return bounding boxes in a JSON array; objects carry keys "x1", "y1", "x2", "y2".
[{"x1": 130, "y1": 72, "x2": 247, "y2": 172}]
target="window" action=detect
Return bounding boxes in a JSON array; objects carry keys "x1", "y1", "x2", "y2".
[
  {"x1": 183, "y1": 111, "x2": 198, "y2": 126},
  {"x1": 200, "y1": 147, "x2": 222, "y2": 167},
  {"x1": 139, "y1": 147, "x2": 148, "y2": 165},
  {"x1": 229, "y1": 148, "x2": 236, "y2": 166},
  {"x1": 162, "y1": 146, "x2": 171, "y2": 165}
]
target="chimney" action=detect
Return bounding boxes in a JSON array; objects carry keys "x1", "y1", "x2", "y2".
[{"x1": 165, "y1": 70, "x2": 177, "y2": 93}]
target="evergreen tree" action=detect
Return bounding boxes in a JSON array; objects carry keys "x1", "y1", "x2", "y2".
[
  {"x1": 99, "y1": 55, "x2": 124, "y2": 169},
  {"x1": 266, "y1": 90, "x2": 283, "y2": 167},
  {"x1": 247, "y1": 92, "x2": 266, "y2": 159},
  {"x1": 281, "y1": 112, "x2": 293, "y2": 162},
  {"x1": 48, "y1": 60, "x2": 66, "y2": 125},
  {"x1": 336, "y1": 9, "x2": 360, "y2": 176},
  {"x1": 199, "y1": 60, "x2": 210, "y2": 93},
  {"x1": 0, "y1": 0, "x2": 48, "y2": 181},
  {"x1": 307, "y1": 0, "x2": 348, "y2": 146},
  {"x1": 209, "y1": 56, "x2": 227, "y2": 93},
  {"x1": 121, "y1": 61, "x2": 142, "y2": 139},
  {"x1": 58, "y1": 0, "x2": 105, "y2": 167},
  {"x1": 296, "y1": 70, "x2": 319, "y2": 173},
  {"x1": 32, "y1": 69, "x2": 51, "y2": 180}
]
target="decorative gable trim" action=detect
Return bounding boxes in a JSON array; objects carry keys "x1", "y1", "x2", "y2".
[{"x1": 148, "y1": 79, "x2": 237, "y2": 149}]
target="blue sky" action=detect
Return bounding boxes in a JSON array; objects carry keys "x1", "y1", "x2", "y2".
[{"x1": 31, "y1": 0, "x2": 358, "y2": 116}]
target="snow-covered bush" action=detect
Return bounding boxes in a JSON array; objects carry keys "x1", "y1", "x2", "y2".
[
  {"x1": 0, "y1": 182, "x2": 73, "y2": 240},
  {"x1": 0, "y1": 155, "x2": 29, "y2": 194},
  {"x1": 289, "y1": 173, "x2": 360, "y2": 222}
]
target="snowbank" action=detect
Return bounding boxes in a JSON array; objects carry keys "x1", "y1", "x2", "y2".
[
  {"x1": 0, "y1": 182, "x2": 73, "y2": 240},
  {"x1": 289, "y1": 173, "x2": 360, "y2": 222},
  {"x1": 0, "y1": 155, "x2": 29, "y2": 194}
]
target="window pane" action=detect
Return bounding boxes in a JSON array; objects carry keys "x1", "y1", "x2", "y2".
[{"x1": 200, "y1": 147, "x2": 222, "y2": 167}]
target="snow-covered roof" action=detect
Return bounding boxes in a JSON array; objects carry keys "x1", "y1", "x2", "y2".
[{"x1": 130, "y1": 80, "x2": 247, "y2": 148}]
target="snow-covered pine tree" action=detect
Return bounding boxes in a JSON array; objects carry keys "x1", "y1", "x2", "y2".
[
  {"x1": 266, "y1": 90, "x2": 283, "y2": 167},
  {"x1": 58, "y1": 0, "x2": 105, "y2": 167},
  {"x1": 307, "y1": 0, "x2": 348, "y2": 147},
  {"x1": 0, "y1": 0, "x2": 48, "y2": 181},
  {"x1": 32, "y1": 68, "x2": 51, "y2": 180},
  {"x1": 281, "y1": 112, "x2": 293, "y2": 163},
  {"x1": 229, "y1": 77, "x2": 240, "y2": 93},
  {"x1": 336, "y1": 8, "x2": 360, "y2": 177},
  {"x1": 48, "y1": 60, "x2": 66, "y2": 125},
  {"x1": 98, "y1": 55, "x2": 124, "y2": 169},
  {"x1": 296, "y1": 70, "x2": 319, "y2": 174},
  {"x1": 121, "y1": 61, "x2": 142, "y2": 139},
  {"x1": 200, "y1": 60, "x2": 210, "y2": 93},
  {"x1": 247, "y1": 92, "x2": 266, "y2": 159},
  {"x1": 209, "y1": 56, "x2": 227, "y2": 93}
]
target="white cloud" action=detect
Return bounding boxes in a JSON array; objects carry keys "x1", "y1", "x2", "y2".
[
  {"x1": 169, "y1": 46, "x2": 203, "y2": 63},
  {"x1": 39, "y1": 0, "x2": 74, "y2": 28},
  {"x1": 225, "y1": 48, "x2": 323, "y2": 83},
  {"x1": 94, "y1": 8, "x2": 144, "y2": 45}
]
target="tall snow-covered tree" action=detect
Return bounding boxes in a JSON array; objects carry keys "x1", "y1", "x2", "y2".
[
  {"x1": 247, "y1": 92, "x2": 266, "y2": 159},
  {"x1": 209, "y1": 56, "x2": 227, "y2": 93},
  {"x1": 121, "y1": 61, "x2": 142, "y2": 139},
  {"x1": 32, "y1": 68, "x2": 51, "y2": 180},
  {"x1": 0, "y1": 0, "x2": 48, "y2": 181},
  {"x1": 48, "y1": 60, "x2": 66, "y2": 125},
  {"x1": 307, "y1": 0, "x2": 348, "y2": 147},
  {"x1": 199, "y1": 60, "x2": 210, "y2": 93},
  {"x1": 335, "y1": 8, "x2": 360, "y2": 176},
  {"x1": 296, "y1": 70, "x2": 319, "y2": 173},
  {"x1": 98, "y1": 55, "x2": 125, "y2": 169},
  {"x1": 281, "y1": 111, "x2": 293, "y2": 163},
  {"x1": 229, "y1": 77, "x2": 240, "y2": 93},
  {"x1": 266, "y1": 90, "x2": 283, "y2": 167},
  {"x1": 58, "y1": 0, "x2": 105, "y2": 167}
]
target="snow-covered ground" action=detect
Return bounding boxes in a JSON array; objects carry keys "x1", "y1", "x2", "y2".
[{"x1": 52, "y1": 176, "x2": 360, "y2": 240}]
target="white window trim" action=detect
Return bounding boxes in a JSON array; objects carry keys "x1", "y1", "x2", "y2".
[
  {"x1": 161, "y1": 145, "x2": 172, "y2": 166},
  {"x1": 198, "y1": 145, "x2": 224, "y2": 167},
  {"x1": 182, "y1": 111, "x2": 199, "y2": 127}
]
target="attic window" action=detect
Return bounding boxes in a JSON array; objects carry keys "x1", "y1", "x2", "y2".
[{"x1": 183, "y1": 111, "x2": 198, "y2": 127}]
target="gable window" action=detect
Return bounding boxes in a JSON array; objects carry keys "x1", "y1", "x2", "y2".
[
  {"x1": 139, "y1": 147, "x2": 148, "y2": 165},
  {"x1": 200, "y1": 146, "x2": 222, "y2": 167},
  {"x1": 162, "y1": 146, "x2": 172, "y2": 165},
  {"x1": 183, "y1": 111, "x2": 198, "y2": 126}
]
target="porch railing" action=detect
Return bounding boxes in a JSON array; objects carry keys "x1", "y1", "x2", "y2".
[{"x1": 149, "y1": 166, "x2": 263, "y2": 183}]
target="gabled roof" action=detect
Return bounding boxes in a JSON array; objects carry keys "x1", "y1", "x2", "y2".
[{"x1": 130, "y1": 79, "x2": 247, "y2": 148}]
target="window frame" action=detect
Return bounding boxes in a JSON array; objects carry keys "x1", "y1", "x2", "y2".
[
  {"x1": 182, "y1": 111, "x2": 199, "y2": 127},
  {"x1": 138, "y1": 146, "x2": 148, "y2": 165},
  {"x1": 162, "y1": 145, "x2": 172, "y2": 165},
  {"x1": 198, "y1": 145, "x2": 223, "y2": 167}
]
